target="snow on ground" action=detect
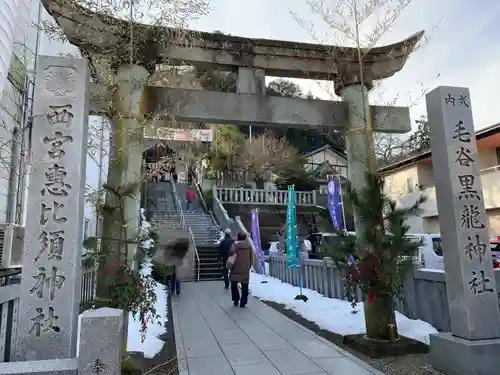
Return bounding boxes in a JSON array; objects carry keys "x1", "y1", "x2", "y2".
[
  {"x1": 250, "y1": 271, "x2": 438, "y2": 345},
  {"x1": 419, "y1": 268, "x2": 445, "y2": 273},
  {"x1": 126, "y1": 261, "x2": 168, "y2": 359}
]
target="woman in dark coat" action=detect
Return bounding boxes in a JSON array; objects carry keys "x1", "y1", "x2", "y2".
[{"x1": 228, "y1": 232, "x2": 254, "y2": 307}]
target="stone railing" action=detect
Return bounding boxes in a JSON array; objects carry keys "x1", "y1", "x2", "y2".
[
  {"x1": 211, "y1": 188, "x2": 234, "y2": 231},
  {"x1": 211, "y1": 188, "x2": 263, "y2": 273},
  {"x1": 268, "y1": 255, "x2": 500, "y2": 332},
  {"x1": 214, "y1": 187, "x2": 317, "y2": 206}
]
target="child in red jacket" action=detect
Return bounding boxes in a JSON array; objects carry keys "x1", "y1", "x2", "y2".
[{"x1": 185, "y1": 185, "x2": 196, "y2": 212}]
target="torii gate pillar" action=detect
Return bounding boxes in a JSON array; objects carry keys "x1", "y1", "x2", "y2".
[{"x1": 339, "y1": 83, "x2": 378, "y2": 233}]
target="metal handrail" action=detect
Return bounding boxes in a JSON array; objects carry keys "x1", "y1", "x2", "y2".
[
  {"x1": 480, "y1": 165, "x2": 500, "y2": 174},
  {"x1": 193, "y1": 177, "x2": 218, "y2": 225},
  {"x1": 188, "y1": 227, "x2": 200, "y2": 282},
  {"x1": 171, "y1": 180, "x2": 200, "y2": 282},
  {"x1": 170, "y1": 181, "x2": 186, "y2": 230}
]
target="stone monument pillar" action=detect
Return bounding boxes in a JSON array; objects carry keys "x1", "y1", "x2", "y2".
[
  {"x1": 15, "y1": 56, "x2": 90, "y2": 360},
  {"x1": 426, "y1": 86, "x2": 500, "y2": 375},
  {"x1": 113, "y1": 64, "x2": 150, "y2": 267}
]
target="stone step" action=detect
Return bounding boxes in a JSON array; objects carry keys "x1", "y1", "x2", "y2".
[
  {"x1": 198, "y1": 255, "x2": 220, "y2": 260},
  {"x1": 199, "y1": 253, "x2": 221, "y2": 257},
  {"x1": 199, "y1": 274, "x2": 224, "y2": 281},
  {"x1": 198, "y1": 274, "x2": 224, "y2": 281},
  {"x1": 199, "y1": 268, "x2": 224, "y2": 277},
  {"x1": 198, "y1": 260, "x2": 222, "y2": 267},
  {"x1": 197, "y1": 246, "x2": 220, "y2": 252}
]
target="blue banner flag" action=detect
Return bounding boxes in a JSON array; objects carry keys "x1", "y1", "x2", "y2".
[
  {"x1": 327, "y1": 177, "x2": 345, "y2": 231},
  {"x1": 251, "y1": 209, "x2": 265, "y2": 274},
  {"x1": 286, "y1": 185, "x2": 299, "y2": 268}
]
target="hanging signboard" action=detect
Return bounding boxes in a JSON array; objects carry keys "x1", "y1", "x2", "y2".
[{"x1": 144, "y1": 127, "x2": 213, "y2": 142}]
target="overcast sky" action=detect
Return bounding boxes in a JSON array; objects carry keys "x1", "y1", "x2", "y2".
[{"x1": 40, "y1": 0, "x2": 500, "y2": 130}]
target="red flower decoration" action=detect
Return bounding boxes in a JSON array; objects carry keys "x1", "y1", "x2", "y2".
[{"x1": 368, "y1": 289, "x2": 375, "y2": 304}]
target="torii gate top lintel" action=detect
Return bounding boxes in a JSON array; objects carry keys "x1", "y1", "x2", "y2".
[{"x1": 42, "y1": 0, "x2": 423, "y2": 91}]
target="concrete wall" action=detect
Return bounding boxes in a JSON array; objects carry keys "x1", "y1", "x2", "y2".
[
  {"x1": 423, "y1": 216, "x2": 440, "y2": 234},
  {"x1": 416, "y1": 163, "x2": 433, "y2": 187},
  {"x1": 383, "y1": 164, "x2": 419, "y2": 196},
  {"x1": 478, "y1": 147, "x2": 499, "y2": 170}
]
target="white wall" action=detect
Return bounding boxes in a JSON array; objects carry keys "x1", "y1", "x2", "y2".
[
  {"x1": 0, "y1": 0, "x2": 41, "y2": 224},
  {"x1": 32, "y1": 7, "x2": 110, "y2": 239}
]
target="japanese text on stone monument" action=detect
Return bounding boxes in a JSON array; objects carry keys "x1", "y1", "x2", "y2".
[
  {"x1": 446, "y1": 91, "x2": 494, "y2": 294},
  {"x1": 28, "y1": 103, "x2": 75, "y2": 336}
]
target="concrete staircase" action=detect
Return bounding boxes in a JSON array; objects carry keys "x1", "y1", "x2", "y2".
[
  {"x1": 146, "y1": 181, "x2": 224, "y2": 281},
  {"x1": 175, "y1": 182, "x2": 224, "y2": 281},
  {"x1": 145, "y1": 182, "x2": 178, "y2": 229},
  {"x1": 197, "y1": 246, "x2": 224, "y2": 281},
  {"x1": 175, "y1": 183, "x2": 223, "y2": 246}
]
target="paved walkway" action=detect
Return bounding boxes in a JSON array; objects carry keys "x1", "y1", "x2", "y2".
[{"x1": 172, "y1": 281, "x2": 385, "y2": 375}]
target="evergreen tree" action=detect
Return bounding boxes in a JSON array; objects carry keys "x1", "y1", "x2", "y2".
[
  {"x1": 328, "y1": 173, "x2": 426, "y2": 341},
  {"x1": 274, "y1": 159, "x2": 319, "y2": 191},
  {"x1": 407, "y1": 116, "x2": 430, "y2": 152}
]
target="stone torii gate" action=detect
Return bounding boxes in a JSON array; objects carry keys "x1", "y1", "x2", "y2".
[{"x1": 42, "y1": 0, "x2": 423, "y2": 255}]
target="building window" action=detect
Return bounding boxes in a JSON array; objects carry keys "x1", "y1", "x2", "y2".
[
  {"x1": 406, "y1": 178, "x2": 414, "y2": 193},
  {"x1": 97, "y1": 216, "x2": 103, "y2": 239},
  {"x1": 83, "y1": 218, "x2": 90, "y2": 240}
]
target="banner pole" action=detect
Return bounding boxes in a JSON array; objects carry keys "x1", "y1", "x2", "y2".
[
  {"x1": 298, "y1": 258, "x2": 303, "y2": 295},
  {"x1": 338, "y1": 175, "x2": 347, "y2": 231}
]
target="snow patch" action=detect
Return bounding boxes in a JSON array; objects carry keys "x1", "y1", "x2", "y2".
[
  {"x1": 249, "y1": 272, "x2": 438, "y2": 345},
  {"x1": 126, "y1": 261, "x2": 169, "y2": 359}
]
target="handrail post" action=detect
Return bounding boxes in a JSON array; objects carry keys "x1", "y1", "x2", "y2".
[
  {"x1": 212, "y1": 184, "x2": 217, "y2": 203},
  {"x1": 171, "y1": 180, "x2": 201, "y2": 282}
]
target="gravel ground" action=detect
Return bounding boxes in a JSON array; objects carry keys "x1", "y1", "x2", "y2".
[{"x1": 262, "y1": 301, "x2": 444, "y2": 375}]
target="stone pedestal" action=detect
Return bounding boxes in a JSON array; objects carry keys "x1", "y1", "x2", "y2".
[
  {"x1": 78, "y1": 308, "x2": 124, "y2": 375},
  {"x1": 429, "y1": 333, "x2": 500, "y2": 375},
  {"x1": 0, "y1": 359, "x2": 78, "y2": 375},
  {"x1": 0, "y1": 308, "x2": 124, "y2": 375}
]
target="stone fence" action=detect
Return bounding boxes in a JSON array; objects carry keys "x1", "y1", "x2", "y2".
[
  {"x1": 214, "y1": 186, "x2": 317, "y2": 206},
  {"x1": 268, "y1": 255, "x2": 500, "y2": 332}
]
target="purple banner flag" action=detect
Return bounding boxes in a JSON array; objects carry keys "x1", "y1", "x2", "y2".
[
  {"x1": 327, "y1": 177, "x2": 345, "y2": 231},
  {"x1": 251, "y1": 209, "x2": 266, "y2": 274}
]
